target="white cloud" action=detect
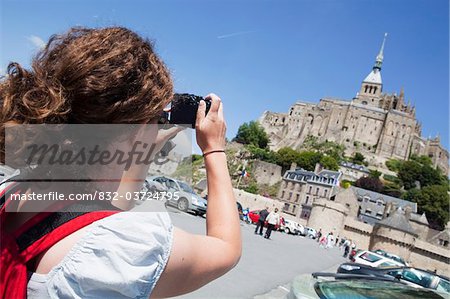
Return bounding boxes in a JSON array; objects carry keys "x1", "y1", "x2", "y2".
[
  {"x1": 27, "y1": 35, "x2": 46, "y2": 49},
  {"x1": 217, "y1": 30, "x2": 256, "y2": 39}
]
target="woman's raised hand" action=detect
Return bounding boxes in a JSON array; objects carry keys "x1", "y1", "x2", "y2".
[{"x1": 195, "y1": 94, "x2": 226, "y2": 154}]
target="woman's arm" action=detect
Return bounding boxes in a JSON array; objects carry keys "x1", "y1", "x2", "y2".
[{"x1": 151, "y1": 94, "x2": 242, "y2": 298}]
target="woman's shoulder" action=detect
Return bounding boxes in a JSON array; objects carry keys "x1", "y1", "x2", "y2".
[{"x1": 44, "y1": 210, "x2": 173, "y2": 299}]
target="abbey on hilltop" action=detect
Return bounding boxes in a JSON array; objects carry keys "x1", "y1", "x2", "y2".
[{"x1": 259, "y1": 34, "x2": 449, "y2": 174}]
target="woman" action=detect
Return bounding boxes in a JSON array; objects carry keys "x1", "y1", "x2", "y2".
[{"x1": 0, "y1": 27, "x2": 241, "y2": 298}]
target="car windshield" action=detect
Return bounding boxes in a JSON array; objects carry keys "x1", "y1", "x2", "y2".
[
  {"x1": 359, "y1": 252, "x2": 382, "y2": 263},
  {"x1": 178, "y1": 181, "x2": 195, "y2": 194},
  {"x1": 436, "y1": 278, "x2": 450, "y2": 293},
  {"x1": 400, "y1": 269, "x2": 435, "y2": 288},
  {"x1": 315, "y1": 280, "x2": 446, "y2": 299}
]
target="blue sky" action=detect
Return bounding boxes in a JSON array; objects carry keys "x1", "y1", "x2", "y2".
[{"x1": 1, "y1": 0, "x2": 449, "y2": 148}]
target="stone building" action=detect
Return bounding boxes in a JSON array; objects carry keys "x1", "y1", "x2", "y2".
[
  {"x1": 428, "y1": 222, "x2": 450, "y2": 248},
  {"x1": 352, "y1": 187, "x2": 417, "y2": 225},
  {"x1": 259, "y1": 35, "x2": 449, "y2": 174},
  {"x1": 409, "y1": 213, "x2": 430, "y2": 241},
  {"x1": 277, "y1": 163, "x2": 341, "y2": 221},
  {"x1": 339, "y1": 161, "x2": 369, "y2": 181},
  {"x1": 251, "y1": 160, "x2": 282, "y2": 186}
]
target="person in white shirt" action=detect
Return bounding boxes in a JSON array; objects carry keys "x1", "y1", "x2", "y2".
[
  {"x1": 264, "y1": 208, "x2": 280, "y2": 239},
  {"x1": 326, "y1": 232, "x2": 334, "y2": 249}
]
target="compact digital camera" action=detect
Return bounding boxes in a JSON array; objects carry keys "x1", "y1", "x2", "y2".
[{"x1": 159, "y1": 93, "x2": 212, "y2": 128}]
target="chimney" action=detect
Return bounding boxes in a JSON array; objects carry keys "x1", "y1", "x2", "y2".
[
  {"x1": 290, "y1": 162, "x2": 297, "y2": 171},
  {"x1": 314, "y1": 163, "x2": 323, "y2": 174},
  {"x1": 383, "y1": 202, "x2": 392, "y2": 218},
  {"x1": 405, "y1": 205, "x2": 412, "y2": 220}
]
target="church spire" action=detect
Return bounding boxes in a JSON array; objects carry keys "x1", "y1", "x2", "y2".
[{"x1": 374, "y1": 33, "x2": 388, "y2": 70}]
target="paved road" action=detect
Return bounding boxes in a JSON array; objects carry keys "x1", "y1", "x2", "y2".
[{"x1": 167, "y1": 208, "x2": 347, "y2": 299}]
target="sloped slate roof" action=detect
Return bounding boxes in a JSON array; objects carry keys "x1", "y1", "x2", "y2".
[
  {"x1": 410, "y1": 212, "x2": 429, "y2": 225},
  {"x1": 340, "y1": 161, "x2": 370, "y2": 173},
  {"x1": 318, "y1": 170, "x2": 342, "y2": 180},
  {"x1": 377, "y1": 208, "x2": 417, "y2": 235},
  {"x1": 285, "y1": 168, "x2": 341, "y2": 186},
  {"x1": 352, "y1": 187, "x2": 417, "y2": 213},
  {"x1": 429, "y1": 228, "x2": 450, "y2": 243}
]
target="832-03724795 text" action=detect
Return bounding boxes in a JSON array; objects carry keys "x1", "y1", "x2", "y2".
[{"x1": 8, "y1": 191, "x2": 180, "y2": 202}]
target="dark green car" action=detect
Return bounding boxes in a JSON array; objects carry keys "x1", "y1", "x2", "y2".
[{"x1": 287, "y1": 273, "x2": 448, "y2": 299}]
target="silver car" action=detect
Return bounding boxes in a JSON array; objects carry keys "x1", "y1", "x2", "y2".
[{"x1": 148, "y1": 176, "x2": 207, "y2": 216}]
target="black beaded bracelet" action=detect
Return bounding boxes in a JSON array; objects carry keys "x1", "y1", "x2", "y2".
[{"x1": 203, "y1": 150, "x2": 226, "y2": 157}]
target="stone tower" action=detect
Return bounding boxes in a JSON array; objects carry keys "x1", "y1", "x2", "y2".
[
  {"x1": 369, "y1": 207, "x2": 418, "y2": 261},
  {"x1": 354, "y1": 33, "x2": 387, "y2": 108}
]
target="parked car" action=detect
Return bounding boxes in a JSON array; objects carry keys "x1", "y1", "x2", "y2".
[
  {"x1": 248, "y1": 210, "x2": 261, "y2": 224},
  {"x1": 147, "y1": 176, "x2": 207, "y2": 216},
  {"x1": 281, "y1": 219, "x2": 305, "y2": 235},
  {"x1": 373, "y1": 249, "x2": 408, "y2": 266},
  {"x1": 337, "y1": 263, "x2": 450, "y2": 294},
  {"x1": 286, "y1": 272, "x2": 447, "y2": 299},
  {"x1": 352, "y1": 250, "x2": 405, "y2": 268},
  {"x1": 304, "y1": 227, "x2": 317, "y2": 239}
]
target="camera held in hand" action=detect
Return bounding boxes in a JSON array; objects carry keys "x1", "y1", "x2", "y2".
[{"x1": 159, "y1": 93, "x2": 212, "y2": 128}]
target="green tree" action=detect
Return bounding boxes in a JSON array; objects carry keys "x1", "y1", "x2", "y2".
[
  {"x1": 296, "y1": 151, "x2": 322, "y2": 171},
  {"x1": 351, "y1": 152, "x2": 366, "y2": 165},
  {"x1": 319, "y1": 155, "x2": 339, "y2": 171},
  {"x1": 397, "y1": 160, "x2": 422, "y2": 190},
  {"x1": 369, "y1": 169, "x2": 382, "y2": 179},
  {"x1": 403, "y1": 185, "x2": 450, "y2": 230},
  {"x1": 385, "y1": 159, "x2": 403, "y2": 172},
  {"x1": 275, "y1": 147, "x2": 301, "y2": 170},
  {"x1": 398, "y1": 158, "x2": 445, "y2": 190},
  {"x1": 302, "y1": 136, "x2": 345, "y2": 162},
  {"x1": 246, "y1": 144, "x2": 278, "y2": 164},
  {"x1": 244, "y1": 181, "x2": 259, "y2": 194},
  {"x1": 354, "y1": 176, "x2": 384, "y2": 193},
  {"x1": 235, "y1": 121, "x2": 269, "y2": 149},
  {"x1": 382, "y1": 181, "x2": 402, "y2": 198}
]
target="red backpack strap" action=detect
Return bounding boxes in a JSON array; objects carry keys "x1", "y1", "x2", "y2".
[
  {"x1": 1, "y1": 209, "x2": 119, "y2": 299},
  {"x1": 19, "y1": 211, "x2": 119, "y2": 260}
]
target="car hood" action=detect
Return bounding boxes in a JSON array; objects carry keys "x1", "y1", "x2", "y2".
[
  {"x1": 287, "y1": 274, "x2": 319, "y2": 299},
  {"x1": 287, "y1": 274, "x2": 448, "y2": 299}
]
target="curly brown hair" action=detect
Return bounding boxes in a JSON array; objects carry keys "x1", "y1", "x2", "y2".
[{"x1": 0, "y1": 27, "x2": 173, "y2": 163}]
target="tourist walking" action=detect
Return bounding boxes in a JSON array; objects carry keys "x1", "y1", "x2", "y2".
[
  {"x1": 326, "y1": 232, "x2": 334, "y2": 249},
  {"x1": 343, "y1": 239, "x2": 351, "y2": 257},
  {"x1": 255, "y1": 207, "x2": 269, "y2": 235},
  {"x1": 316, "y1": 228, "x2": 322, "y2": 242},
  {"x1": 264, "y1": 208, "x2": 280, "y2": 239}
]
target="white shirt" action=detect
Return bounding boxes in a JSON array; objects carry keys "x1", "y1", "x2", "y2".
[
  {"x1": 266, "y1": 212, "x2": 280, "y2": 225},
  {"x1": 27, "y1": 211, "x2": 173, "y2": 299}
]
